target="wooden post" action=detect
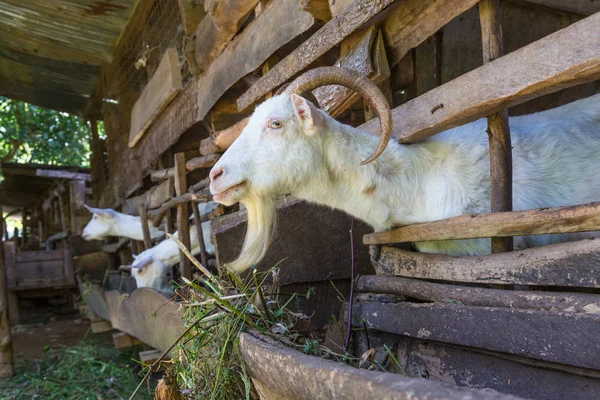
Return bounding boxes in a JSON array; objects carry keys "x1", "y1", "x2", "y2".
[
  {"x1": 69, "y1": 180, "x2": 86, "y2": 235},
  {"x1": 138, "y1": 203, "x2": 153, "y2": 250},
  {"x1": 0, "y1": 205, "x2": 14, "y2": 377},
  {"x1": 174, "y1": 153, "x2": 192, "y2": 279},
  {"x1": 57, "y1": 194, "x2": 67, "y2": 233},
  {"x1": 479, "y1": 0, "x2": 513, "y2": 253},
  {"x1": 89, "y1": 120, "x2": 107, "y2": 200},
  {"x1": 191, "y1": 204, "x2": 209, "y2": 269}
]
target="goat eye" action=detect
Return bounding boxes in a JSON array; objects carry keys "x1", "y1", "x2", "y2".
[{"x1": 269, "y1": 119, "x2": 283, "y2": 129}]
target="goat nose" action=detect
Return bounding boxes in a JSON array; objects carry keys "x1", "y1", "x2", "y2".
[{"x1": 210, "y1": 166, "x2": 224, "y2": 182}]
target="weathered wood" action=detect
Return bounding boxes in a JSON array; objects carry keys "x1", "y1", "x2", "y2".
[
  {"x1": 372, "y1": 240, "x2": 600, "y2": 287},
  {"x1": 363, "y1": 201, "x2": 600, "y2": 245},
  {"x1": 356, "y1": 275, "x2": 600, "y2": 314},
  {"x1": 105, "y1": 289, "x2": 185, "y2": 353},
  {"x1": 185, "y1": 154, "x2": 221, "y2": 171},
  {"x1": 122, "y1": 180, "x2": 174, "y2": 214},
  {"x1": 240, "y1": 332, "x2": 520, "y2": 399},
  {"x1": 177, "y1": 0, "x2": 206, "y2": 35},
  {"x1": 33, "y1": 169, "x2": 91, "y2": 181},
  {"x1": 148, "y1": 193, "x2": 208, "y2": 227},
  {"x1": 69, "y1": 180, "x2": 86, "y2": 235},
  {"x1": 480, "y1": 0, "x2": 513, "y2": 254},
  {"x1": 360, "y1": 13, "x2": 600, "y2": 143},
  {"x1": 129, "y1": 48, "x2": 183, "y2": 147},
  {"x1": 194, "y1": 0, "x2": 259, "y2": 74},
  {"x1": 520, "y1": 0, "x2": 600, "y2": 15},
  {"x1": 197, "y1": 0, "x2": 317, "y2": 120},
  {"x1": 139, "y1": 349, "x2": 164, "y2": 364},
  {"x1": 213, "y1": 117, "x2": 250, "y2": 150},
  {"x1": 191, "y1": 202, "x2": 209, "y2": 269},
  {"x1": 113, "y1": 332, "x2": 143, "y2": 349},
  {"x1": 213, "y1": 196, "x2": 374, "y2": 284},
  {"x1": 354, "y1": 300, "x2": 600, "y2": 370},
  {"x1": 62, "y1": 248, "x2": 74, "y2": 287},
  {"x1": 90, "y1": 320, "x2": 113, "y2": 333},
  {"x1": 199, "y1": 136, "x2": 222, "y2": 156},
  {"x1": 0, "y1": 205, "x2": 14, "y2": 378},
  {"x1": 302, "y1": 0, "x2": 332, "y2": 21},
  {"x1": 174, "y1": 153, "x2": 192, "y2": 280},
  {"x1": 150, "y1": 168, "x2": 175, "y2": 183},
  {"x1": 77, "y1": 279, "x2": 111, "y2": 321},
  {"x1": 14, "y1": 250, "x2": 64, "y2": 263},
  {"x1": 237, "y1": 0, "x2": 396, "y2": 111},
  {"x1": 89, "y1": 120, "x2": 106, "y2": 199},
  {"x1": 327, "y1": 0, "x2": 352, "y2": 17},
  {"x1": 358, "y1": 332, "x2": 600, "y2": 400},
  {"x1": 188, "y1": 177, "x2": 210, "y2": 193},
  {"x1": 3, "y1": 242, "x2": 16, "y2": 291},
  {"x1": 138, "y1": 204, "x2": 152, "y2": 250}
]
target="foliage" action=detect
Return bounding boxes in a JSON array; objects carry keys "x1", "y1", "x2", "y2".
[
  {"x1": 0, "y1": 97, "x2": 100, "y2": 167},
  {"x1": 0, "y1": 337, "x2": 153, "y2": 400}
]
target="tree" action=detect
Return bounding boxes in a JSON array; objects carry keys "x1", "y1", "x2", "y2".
[{"x1": 0, "y1": 97, "x2": 93, "y2": 167}]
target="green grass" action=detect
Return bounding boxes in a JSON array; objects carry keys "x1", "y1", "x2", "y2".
[{"x1": 0, "y1": 337, "x2": 152, "y2": 400}]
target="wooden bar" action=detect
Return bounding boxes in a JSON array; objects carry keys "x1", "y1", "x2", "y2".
[
  {"x1": 363, "y1": 201, "x2": 600, "y2": 245},
  {"x1": 174, "y1": 153, "x2": 192, "y2": 279},
  {"x1": 57, "y1": 194, "x2": 67, "y2": 233},
  {"x1": 148, "y1": 192, "x2": 207, "y2": 227},
  {"x1": 0, "y1": 205, "x2": 14, "y2": 377},
  {"x1": 359, "y1": 13, "x2": 600, "y2": 143},
  {"x1": 213, "y1": 117, "x2": 250, "y2": 151},
  {"x1": 185, "y1": 154, "x2": 221, "y2": 171},
  {"x1": 353, "y1": 300, "x2": 600, "y2": 369},
  {"x1": 239, "y1": 332, "x2": 519, "y2": 399},
  {"x1": 138, "y1": 203, "x2": 153, "y2": 250},
  {"x1": 371, "y1": 240, "x2": 600, "y2": 287},
  {"x1": 480, "y1": 0, "x2": 513, "y2": 253},
  {"x1": 356, "y1": 275, "x2": 600, "y2": 314},
  {"x1": 191, "y1": 203, "x2": 209, "y2": 269}
]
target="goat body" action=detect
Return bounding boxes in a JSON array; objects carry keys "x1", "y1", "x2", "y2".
[{"x1": 210, "y1": 93, "x2": 600, "y2": 271}]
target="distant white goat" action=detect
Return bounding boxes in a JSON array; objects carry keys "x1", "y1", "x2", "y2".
[{"x1": 209, "y1": 67, "x2": 600, "y2": 272}]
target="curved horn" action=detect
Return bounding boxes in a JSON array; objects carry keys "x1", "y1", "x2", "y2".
[{"x1": 283, "y1": 67, "x2": 393, "y2": 165}]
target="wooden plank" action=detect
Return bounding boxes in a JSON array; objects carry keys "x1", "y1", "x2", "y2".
[
  {"x1": 197, "y1": 0, "x2": 317, "y2": 120},
  {"x1": 520, "y1": 0, "x2": 600, "y2": 15},
  {"x1": 354, "y1": 300, "x2": 600, "y2": 370},
  {"x1": 237, "y1": 0, "x2": 395, "y2": 111},
  {"x1": 213, "y1": 196, "x2": 374, "y2": 284},
  {"x1": 364, "y1": 201, "x2": 600, "y2": 245},
  {"x1": 105, "y1": 289, "x2": 185, "y2": 353},
  {"x1": 35, "y1": 169, "x2": 91, "y2": 181},
  {"x1": 239, "y1": 332, "x2": 520, "y2": 399},
  {"x1": 90, "y1": 320, "x2": 113, "y2": 333},
  {"x1": 112, "y1": 332, "x2": 143, "y2": 349},
  {"x1": 129, "y1": 48, "x2": 183, "y2": 148},
  {"x1": 174, "y1": 153, "x2": 192, "y2": 280},
  {"x1": 360, "y1": 13, "x2": 600, "y2": 143},
  {"x1": 185, "y1": 154, "x2": 221, "y2": 171},
  {"x1": 0, "y1": 204, "x2": 14, "y2": 378},
  {"x1": 358, "y1": 332, "x2": 600, "y2": 400},
  {"x1": 356, "y1": 275, "x2": 600, "y2": 314},
  {"x1": 194, "y1": 0, "x2": 259, "y2": 73},
  {"x1": 372, "y1": 240, "x2": 600, "y2": 287},
  {"x1": 139, "y1": 349, "x2": 164, "y2": 364},
  {"x1": 15, "y1": 250, "x2": 64, "y2": 263},
  {"x1": 177, "y1": 0, "x2": 206, "y2": 35},
  {"x1": 480, "y1": 0, "x2": 513, "y2": 253},
  {"x1": 77, "y1": 279, "x2": 111, "y2": 321}
]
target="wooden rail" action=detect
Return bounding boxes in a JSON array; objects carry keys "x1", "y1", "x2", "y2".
[{"x1": 363, "y1": 201, "x2": 600, "y2": 245}]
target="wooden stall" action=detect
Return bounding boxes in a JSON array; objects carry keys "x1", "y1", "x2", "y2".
[{"x1": 2, "y1": 0, "x2": 600, "y2": 398}]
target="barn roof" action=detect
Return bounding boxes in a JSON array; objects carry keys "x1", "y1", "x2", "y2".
[
  {"x1": 0, "y1": 162, "x2": 90, "y2": 209},
  {"x1": 0, "y1": 0, "x2": 136, "y2": 116}
]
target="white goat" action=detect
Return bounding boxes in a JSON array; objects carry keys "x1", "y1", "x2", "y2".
[{"x1": 209, "y1": 67, "x2": 600, "y2": 272}]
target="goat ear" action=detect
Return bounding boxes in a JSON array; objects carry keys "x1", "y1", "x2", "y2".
[
  {"x1": 291, "y1": 94, "x2": 324, "y2": 136},
  {"x1": 132, "y1": 255, "x2": 153, "y2": 271},
  {"x1": 84, "y1": 205, "x2": 114, "y2": 219}
]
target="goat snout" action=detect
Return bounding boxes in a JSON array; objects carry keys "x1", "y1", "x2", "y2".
[{"x1": 210, "y1": 166, "x2": 224, "y2": 182}]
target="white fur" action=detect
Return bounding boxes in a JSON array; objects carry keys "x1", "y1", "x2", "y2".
[{"x1": 210, "y1": 93, "x2": 600, "y2": 272}]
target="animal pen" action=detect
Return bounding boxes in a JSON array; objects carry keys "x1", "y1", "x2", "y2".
[{"x1": 1, "y1": 0, "x2": 600, "y2": 399}]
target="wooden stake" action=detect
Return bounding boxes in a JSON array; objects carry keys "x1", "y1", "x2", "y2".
[
  {"x1": 174, "y1": 153, "x2": 192, "y2": 280},
  {"x1": 191, "y1": 203, "x2": 209, "y2": 269},
  {"x1": 138, "y1": 203, "x2": 153, "y2": 250},
  {"x1": 479, "y1": 0, "x2": 513, "y2": 253},
  {"x1": 0, "y1": 205, "x2": 15, "y2": 378}
]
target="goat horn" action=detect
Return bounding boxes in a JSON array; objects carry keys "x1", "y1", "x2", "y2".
[{"x1": 283, "y1": 67, "x2": 393, "y2": 165}]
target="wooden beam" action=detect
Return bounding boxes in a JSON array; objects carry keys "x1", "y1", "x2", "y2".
[
  {"x1": 237, "y1": 0, "x2": 396, "y2": 111},
  {"x1": 239, "y1": 332, "x2": 519, "y2": 399},
  {"x1": 199, "y1": 136, "x2": 222, "y2": 156},
  {"x1": 353, "y1": 300, "x2": 600, "y2": 369},
  {"x1": 363, "y1": 201, "x2": 600, "y2": 245},
  {"x1": 174, "y1": 153, "x2": 192, "y2": 280},
  {"x1": 372, "y1": 240, "x2": 600, "y2": 287},
  {"x1": 196, "y1": 0, "x2": 318, "y2": 120},
  {"x1": 479, "y1": 0, "x2": 513, "y2": 253},
  {"x1": 185, "y1": 154, "x2": 221, "y2": 171},
  {"x1": 520, "y1": 0, "x2": 600, "y2": 16},
  {"x1": 194, "y1": 0, "x2": 259, "y2": 74},
  {"x1": 129, "y1": 48, "x2": 183, "y2": 147},
  {"x1": 356, "y1": 275, "x2": 600, "y2": 314},
  {"x1": 0, "y1": 205, "x2": 14, "y2": 378},
  {"x1": 138, "y1": 204, "x2": 153, "y2": 250},
  {"x1": 148, "y1": 193, "x2": 208, "y2": 227},
  {"x1": 34, "y1": 169, "x2": 91, "y2": 181},
  {"x1": 360, "y1": 13, "x2": 600, "y2": 143},
  {"x1": 176, "y1": 0, "x2": 206, "y2": 35}
]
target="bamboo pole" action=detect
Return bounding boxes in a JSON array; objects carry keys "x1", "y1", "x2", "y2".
[{"x1": 479, "y1": 0, "x2": 513, "y2": 253}]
